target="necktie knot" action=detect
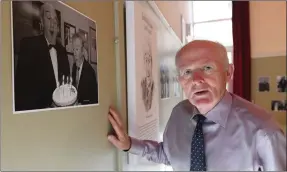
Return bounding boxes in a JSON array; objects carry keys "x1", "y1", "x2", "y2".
[
  {"x1": 49, "y1": 44, "x2": 56, "y2": 50},
  {"x1": 193, "y1": 114, "x2": 206, "y2": 124}
]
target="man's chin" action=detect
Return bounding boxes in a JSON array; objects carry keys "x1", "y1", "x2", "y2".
[{"x1": 191, "y1": 97, "x2": 213, "y2": 107}]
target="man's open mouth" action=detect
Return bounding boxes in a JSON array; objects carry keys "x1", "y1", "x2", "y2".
[{"x1": 194, "y1": 90, "x2": 208, "y2": 96}]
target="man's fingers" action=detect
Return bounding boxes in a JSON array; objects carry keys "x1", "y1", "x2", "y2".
[
  {"x1": 107, "y1": 135, "x2": 121, "y2": 148},
  {"x1": 109, "y1": 106, "x2": 123, "y2": 127},
  {"x1": 108, "y1": 114, "x2": 125, "y2": 139}
]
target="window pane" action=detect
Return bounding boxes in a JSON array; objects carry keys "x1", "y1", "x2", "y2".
[
  {"x1": 193, "y1": 20, "x2": 233, "y2": 47},
  {"x1": 193, "y1": 1, "x2": 232, "y2": 23},
  {"x1": 227, "y1": 52, "x2": 233, "y2": 63}
]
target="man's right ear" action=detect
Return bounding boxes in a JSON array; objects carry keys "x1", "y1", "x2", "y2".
[{"x1": 227, "y1": 64, "x2": 234, "y2": 81}]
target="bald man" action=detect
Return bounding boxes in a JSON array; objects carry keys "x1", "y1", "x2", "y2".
[
  {"x1": 107, "y1": 40, "x2": 286, "y2": 171},
  {"x1": 15, "y1": 3, "x2": 70, "y2": 111}
]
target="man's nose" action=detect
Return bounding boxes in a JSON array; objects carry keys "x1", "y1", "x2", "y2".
[
  {"x1": 50, "y1": 19, "x2": 53, "y2": 25},
  {"x1": 191, "y1": 70, "x2": 204, "y2": 83},
  {"x1": 50, "y1": 19, "x2": 57, "y2": 27}
]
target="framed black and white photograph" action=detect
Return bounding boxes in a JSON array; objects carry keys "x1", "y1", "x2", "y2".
[
  {"x1": 89, "y1": 27, "x2": 97, "y2": 64},
  {"x1": 271, "y1": 100, "x2": 286, "y2": 111},
  {"x1": 160, "y1": 65, "x2": 170, "y2": 99},
  {"x1": 12, "y1": 1, "x2": 99, "y2": 114},
  {"x1": 258, "y1": 76, "x2": 270, "y2": 92},
  {"x1": 172, "y1": 69, "x2": 180, "y2": 97},
  {"x1": 276, "y1": 76, "x2": 287, "y2": 92}
]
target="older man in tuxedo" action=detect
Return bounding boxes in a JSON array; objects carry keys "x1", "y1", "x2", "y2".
[
  {"x1": 14, "y1": 3, "x2": 70, "y2": 111},
  {"x1": 71, "y1": 32, "x2": 98, "y2": 105}
]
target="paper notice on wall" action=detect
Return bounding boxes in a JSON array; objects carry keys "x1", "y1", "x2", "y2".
[
  {"x1": 137, "y1": 119, "x2": 158, "y2": 140},
  {"x1": 126, "y1": 1, "x2": 160, "y2": 166},
  {"x1": 135, "y1": 11, "x2": 159, "y2": 142}
]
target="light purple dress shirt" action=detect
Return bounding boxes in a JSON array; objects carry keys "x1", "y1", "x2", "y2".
[{"x1": 128, "y1": 91, "x2": 286, "y2": 171}]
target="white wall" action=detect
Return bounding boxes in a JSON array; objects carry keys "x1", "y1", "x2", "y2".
[{"x1": 155, "y1": 1, "x2": 191, "y2": 40}]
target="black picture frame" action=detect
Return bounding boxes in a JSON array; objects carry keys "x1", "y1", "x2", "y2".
[
  {"x1": 89, "y1": 27, "x2": 97, "y2": 64},
  {"x1": 64, "y1": 22, "x2": 76, "y2": 55}
]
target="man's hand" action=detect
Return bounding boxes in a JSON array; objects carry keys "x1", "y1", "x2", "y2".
[{"x1": 107, "y1": 106, "x2": 131, "y2": 151}]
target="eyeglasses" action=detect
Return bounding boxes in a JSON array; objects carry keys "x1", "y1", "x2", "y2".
[{"x1": 176, "y1": 65, "x2": 214, "y2": 80}]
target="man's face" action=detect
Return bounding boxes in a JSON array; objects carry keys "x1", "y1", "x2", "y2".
[
  {"x1": 72, "y1": 38, "x2": 83, "y2": 67},
  {"x1": 144, "y1": 52, "x2": 152, "y2": 77},
  {"x1": 41, "y1": 5, "x2": 58, "y2": 42},
  {"x1": 177, "y1": 45, "x2": 233, "y2": 113}
]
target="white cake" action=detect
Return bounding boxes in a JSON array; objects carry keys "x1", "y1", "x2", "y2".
[{"x1": 52, "y1": 84, "x2": 77, "y2": 107}]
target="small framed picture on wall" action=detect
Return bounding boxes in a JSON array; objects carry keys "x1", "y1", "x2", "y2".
[
  {"x1": 276, "y1": 76, "x2": 287, "y2": 92},
  {"x1": 64, "y1": 22, "x2": 76, "y2": 54},
  {"x1": 271, "y1": 100, "x2": 287, "y2": 111},
  {"x1": 258, "y1": 76, "x2": 270, "y2": 92}
]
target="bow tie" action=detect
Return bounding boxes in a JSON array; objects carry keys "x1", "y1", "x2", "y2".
[{"x1": 48, "y1": 44, "x2": 56, "y2": 50}]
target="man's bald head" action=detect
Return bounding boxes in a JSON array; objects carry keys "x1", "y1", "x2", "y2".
[{"x1": 175, "y1": 40, "x2": 229, "y2": 70}]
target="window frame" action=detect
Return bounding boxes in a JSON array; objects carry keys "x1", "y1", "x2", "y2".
[{"x1": 189, "y1": 1, "x2": 234, "y2": 93}]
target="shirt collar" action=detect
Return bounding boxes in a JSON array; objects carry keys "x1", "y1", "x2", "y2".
[
  {"x1": 78, "y1": 60, "x2": 84, "y2": 70},
  {"x1": 77, "y1": 60, "x2": 84, "y2": 78},
  {"x1": 45, "y1": 37, "x2": 50, "y2": 45},
  {"x1": 191, "y1": 91, "x2": 233, "y2": 128},
  {"x1": 45, "y1": 36, "x2": 56, "y2": 46}
]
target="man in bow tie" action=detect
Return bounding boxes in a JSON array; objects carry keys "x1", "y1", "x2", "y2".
[{"x1": 14, "y1": 3, "x2": 70, "y2": 111}]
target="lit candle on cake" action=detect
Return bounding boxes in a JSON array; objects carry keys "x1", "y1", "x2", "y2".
[
  {"x1": 70, "y1": 77, "x2": 73, "y2": 96},
  {"x1": 62, "y1": 75, "x2": 65, "y2": 99}
]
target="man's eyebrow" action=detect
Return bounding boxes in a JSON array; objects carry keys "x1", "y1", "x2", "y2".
[{"x1": 203, "y1": 61, "x2": 215, "y2": 65}]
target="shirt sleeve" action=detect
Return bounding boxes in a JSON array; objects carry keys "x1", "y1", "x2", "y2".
[
  {"x1": 127, "y1": 137, "x2": 171, "y2": 165},
  {"x1": 257, "y1": 128, "x2": 286, "y2": 171}
]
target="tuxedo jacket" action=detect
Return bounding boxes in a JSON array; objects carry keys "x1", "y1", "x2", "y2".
[
  {"x1": 14, "y1": 34, "x2": 70, "y2": 111},
  {"x1": 72, "y1": 60, "x2": 98, "y2": 105}
]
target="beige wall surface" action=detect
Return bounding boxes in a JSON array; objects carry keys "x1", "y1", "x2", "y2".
[
  {"x1": 1, "y1": 0, "x2": 187, "y2": 170},
  {"x1": 155, "y1": 1, "x2": 190, "y2": 40},
  {"x1": 250, "y1": 1, "x2": 286, "y2": 132},
  {"x1": 1, "y1": 1, "x2": 121, "y2": 170},
  {"x1": 251, "y1": 56, "x2": 286, "y2": 132},
  {"x1": 250, "y1": 1, "x2": 286, "y2": 58}
]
